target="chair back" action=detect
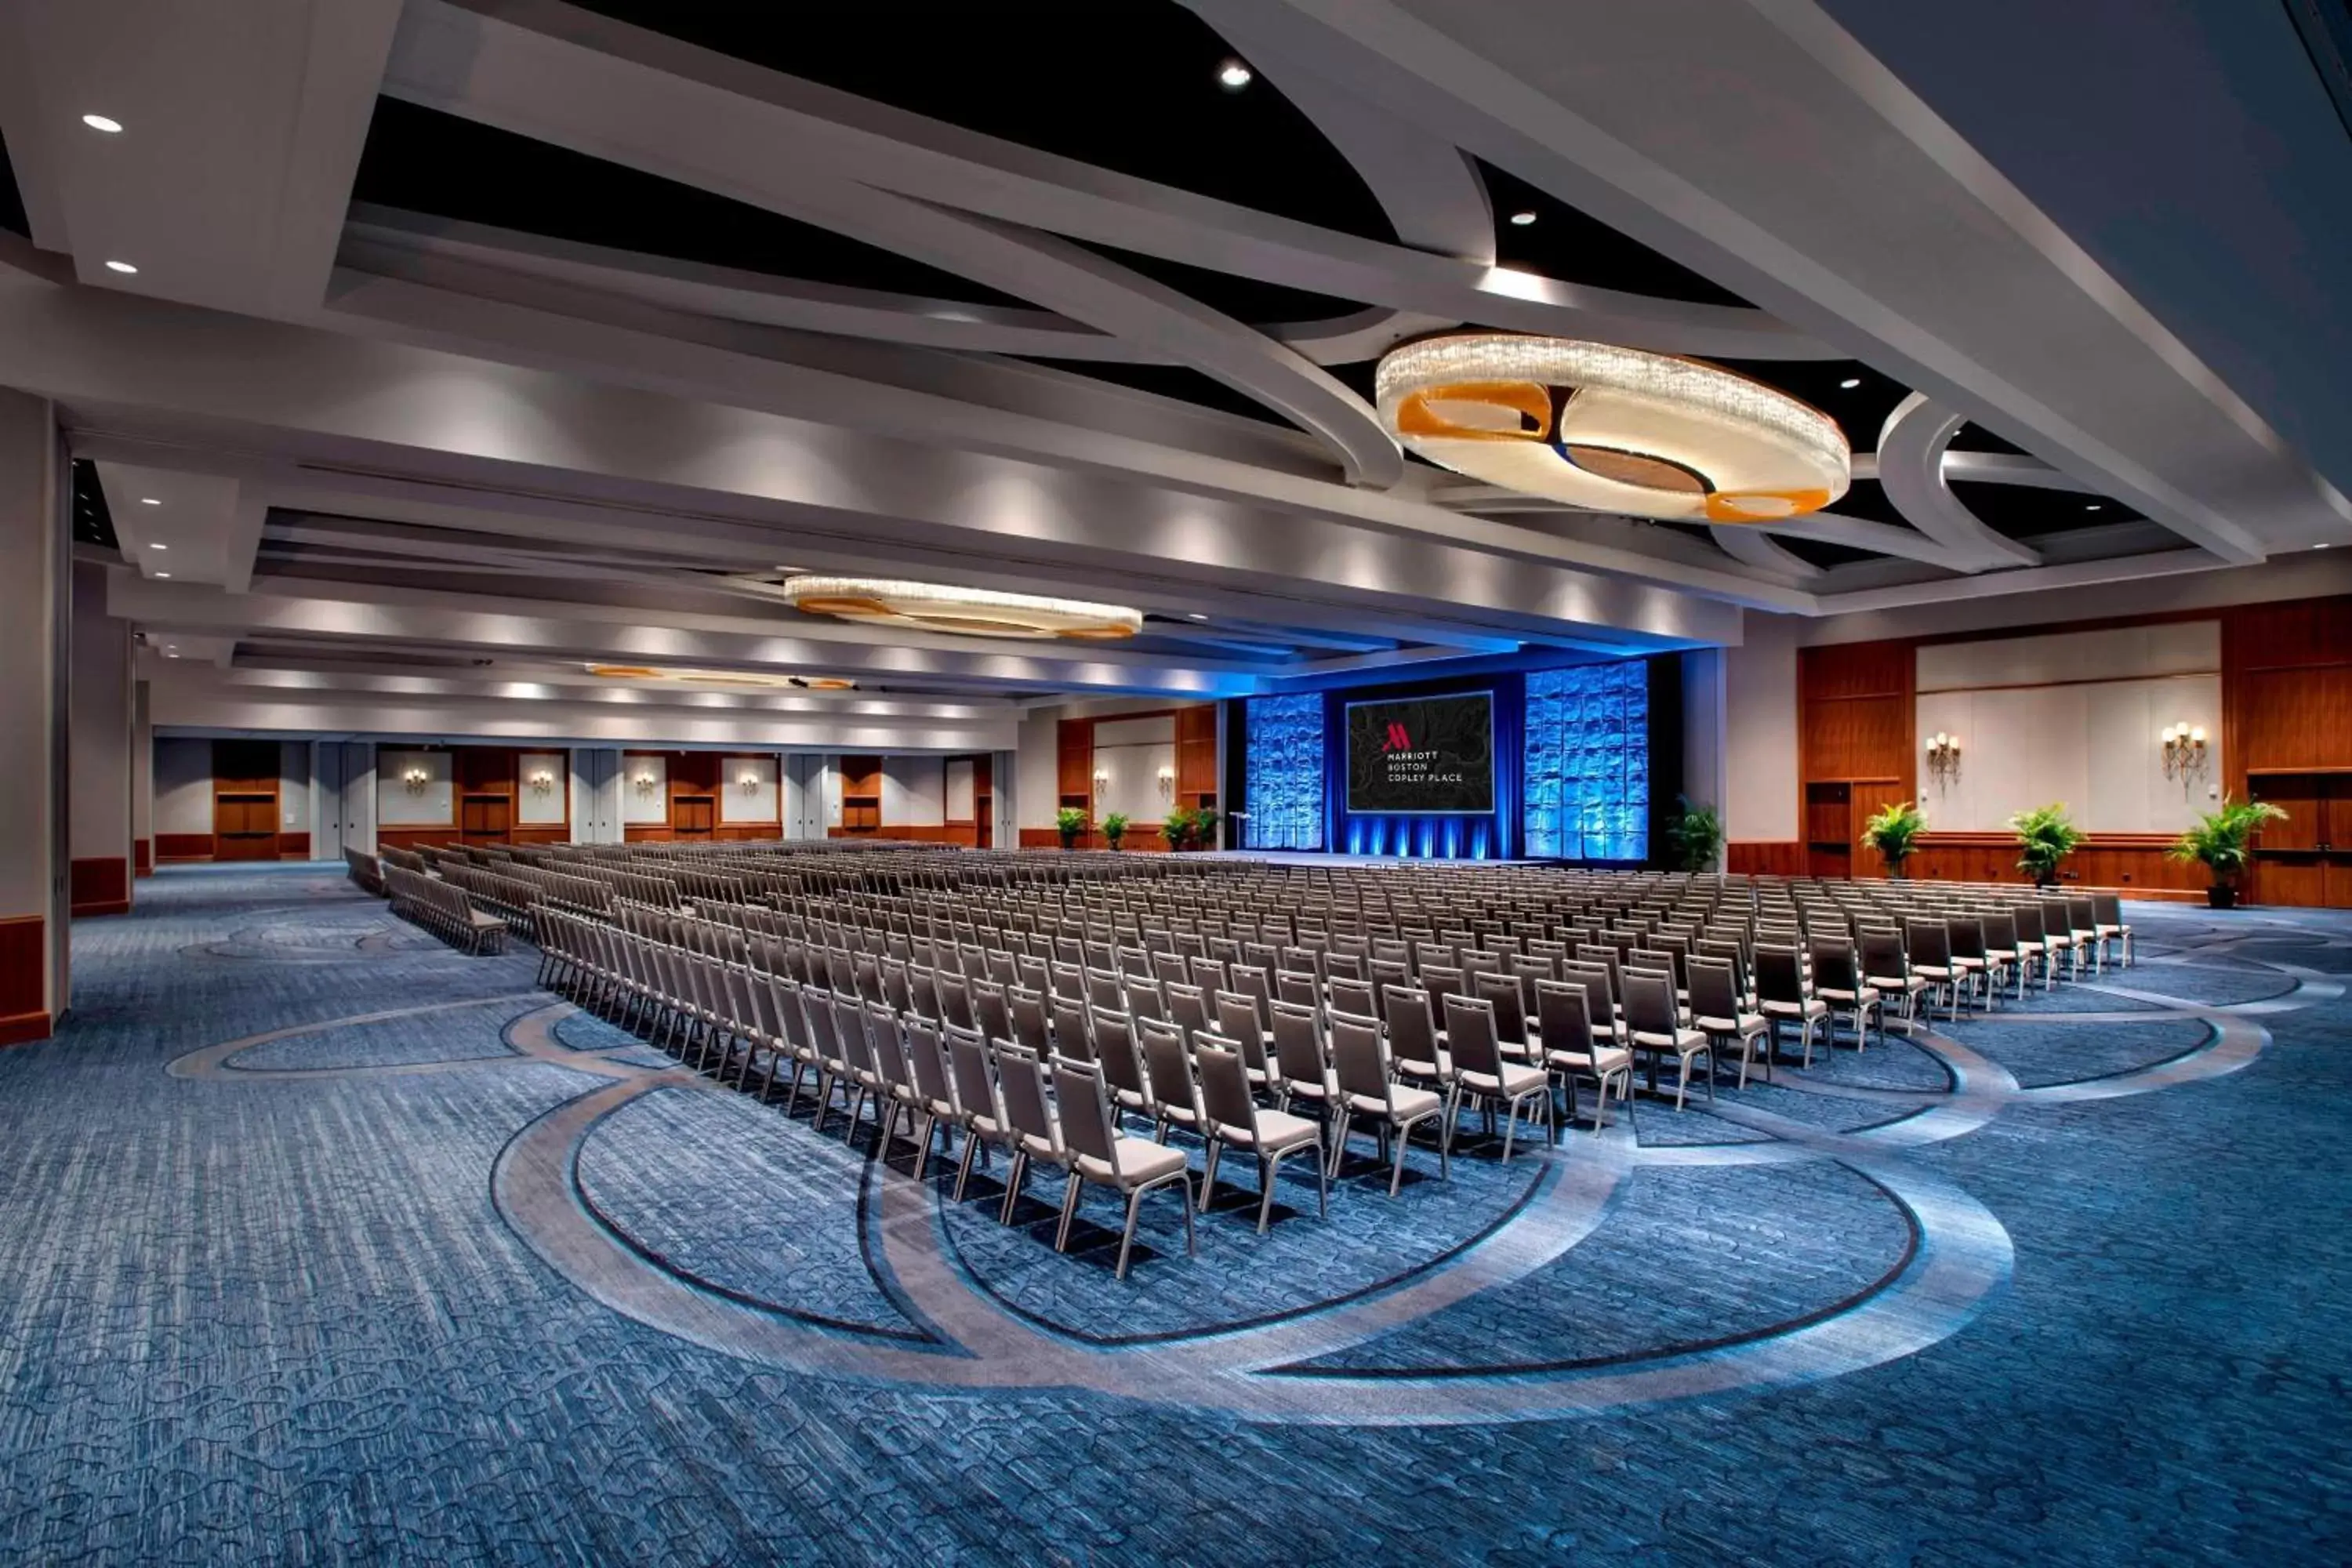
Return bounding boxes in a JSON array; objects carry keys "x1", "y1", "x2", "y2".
[
  {"x1": 866, "y1": 1001, "x2": 911, "y2": 1094},
  {"x1": 1809, "y1": 939, "x2": 1859, "y2": 993},
  {"x1": 1007, "y1": 986, "x2": 1051, "y2": 1054},
  {"x1": 1443, "y1": 995, "x2": 1503, "y2": 1079},
  {"x1": 1622, "y1": 971, "x2": 1679, "y2": 1038},
  {"x1": 2011, "y1": 904, "x2": 2048, "y2": 945},
  {"x1": 1091, "y1": 1007, "x2": 1146, "y2": 1101},
  {"x1": 1689, "y1": 958, "x2": 1740, "y2": 1022},
  {"x1": 1905, "y1": 920, "x2": 1953, "y2": 967},
  {"x1": 1124, "y1": 978, "x2": 1167, "y2": 1023},
  {"x1": 1196, "y1": 1041, "x2": 1258, "y2": 1137},
  {"x1": 1474, "y1": 971, "x2": 1527, "y2": 1044},
  {"x1": 1328, "y1": 1014, "x2": 1392, "y2": 1107},
  {"x1": 906, "y1": 1019, "x2": 955, "y2": 1112},
  {"x1": 946, "y1": 1024, "x2": 1001, "y2": 1127},
  {"x1": 1534, "y1": 978, "x2": 1595, "y2": 1055},
  {"x1": 1138, "y1": 1018, "x2": 1200, "y2": 1121},
  {"x1": 2067, "y1": 897, "x2": 2098, "y2": 933},
  {"x1": 1328, "y1": 977, "x2": 1377, "y2": 1020},
  {"x1": 995, "y1": 1041, "x2": 1060, "y2": 1154},
  {"x1": 1167, "y1": 981, "x2": 1210, "y2": 1043},
  {"x1": 833, "y1": 993, "x2": 874, "y2": 1076},
  {"x1": 2092, "y1": 893, "x2": 2123, "y2": 927},
  {"x1": 1271, "y1": 1000, "x2": 1330, "y2": 1092},
  {"x1": 1054, "y1": 1060, "x2": 1120, "y2": 1171},
  {"x1": 1859, "y1": 930, "x2": 1907, "y2": 982},
  {"x1": 1384, "y1": 986, "x2": 1437, "y2": 1065},
  {"x1": 1276, "y1": 970, "x2": 1319, "y2": 1010},
  {"x1": 1216, "y1": 992, "x2": 1263, "y2": 1047},
  {"x1": 1983, "y1": 910, "x2": 2020, "y2": 953}
]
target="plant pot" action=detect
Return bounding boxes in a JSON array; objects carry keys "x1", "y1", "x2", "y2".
[
  {"x1": 1886, "y1": 859, "x2": 1908, "y2": 880},
  {"x1": 2207, "y1": 885, "x2": 2238, "y2": 909},
  {"x1": 1058, "y1": 833, "x2": 1078, "y2": 851}
]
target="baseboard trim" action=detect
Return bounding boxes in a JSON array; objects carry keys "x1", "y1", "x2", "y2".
[{"x1": 0, "y1": 1009, "x2": 52, "y2": 1047}]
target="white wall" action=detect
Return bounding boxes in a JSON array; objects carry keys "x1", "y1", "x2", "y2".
[
  {"x1": 1681, "y1": 648, "x2": 1727, "y2": 834},
  {"x1": 1091, "y1": 713, "x2": 1178, "y2": 825},
  {"x1": 131, "y1": 682, "x2": 151, "y2": 853},
  {"x1": 1725, "y1": 613, "x2": 1800, "y2": 841},
  {"x1": 153, "y1": 738, "x2": 212, "y2": 836},
  {"x1": 516, "y1": 750, "x2": 568, "y2": 826},
  {"x1": 620, "y1": 753, "x2": 668, "y2": 825},
  {"x1": 882, "y1": 755, "x2": 946, "y2": 826},
  {"x1": 721, "y1": 753, "x2": 780, "y2": 824},
  {"x1": 1914, "y1": 622, "x2": 2223, "y2": 833},
  {"x1": 68, "y1": 562, "x2": 132, "y2": 866},
  {"x1": 376, "y1": 748, "x2": 452, "y2": 826},
  {"x1": 945, "y1": 757, "x2": 976, "y2": 822}
]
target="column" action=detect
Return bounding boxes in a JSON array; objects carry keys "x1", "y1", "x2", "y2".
[
  {"x1": 132, "y1": 680, "x2": 153, "y2": 879},
  {"x1": 1681, "y1": 648, "x2": 1730, "y2": 870},
  {"x1": 68, "y1": 561, "x2": 134, "y2": 915},
  {"x1": 0, "y1": 389, "x2": 63, "y2": 1044}
]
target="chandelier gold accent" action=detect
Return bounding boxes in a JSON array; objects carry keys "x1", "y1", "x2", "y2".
[
  {"x1": 1375, "y1": 333, "x2": 1849, "y2": 522},
  {"x1": 781, "y1": 576, "x2": 1142, "y2": 640}
]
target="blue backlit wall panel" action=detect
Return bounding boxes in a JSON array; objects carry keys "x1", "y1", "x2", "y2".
[
  {"x1": 1523, "y1": 662, "x2": 1649, "y2": 861},
  {"x1": 1327, "y1": 673, "x2": 1523, "y2": 860},
  {"x1": 1242, "y1": 691, "x2": 1325, "y2": 850}
]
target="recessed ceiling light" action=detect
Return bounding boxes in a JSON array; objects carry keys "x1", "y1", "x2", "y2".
[
  {"x1": 154, "y1": 571, "x2": 170, "y2": 579},
  {"x1": 104, "y1": 260, "x2": 137, "y2": 274},
  {"x1": 165, "y1": 652, "x2": 180, "y2": 659},
  {"x1": 149, "y1": 542, "x2": 167, "y2": 550},
  {"x1": 2085, "y1": 503, "x2": 2103, "y2": 512},
  {"x1": 1508, "y1": 210, "x2": 1537, "y2": 227},
  {"x1": 1187, "y1": 613, "x2": 1209, "y2": 621},
  {"x1": 1218, "y1": 60, "x2": 1252, "y2": 89},
  {"x1": 1838, "y1": 377, "x2": 1862, "y2": 389},
  {"x1": 2318, "y1": 543, "x2": 2332, "y2": 550},
  {"x1": 82, "y1": 114, "x2": 123, "y2": 134},
  {"x1": 140, "y1": 497, "x2": 160, "y2": 505}
]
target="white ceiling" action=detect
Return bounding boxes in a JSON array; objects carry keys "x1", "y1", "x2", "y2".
[{"x1": 0, "y1": 0, "x2": 2345, "y2": 748}]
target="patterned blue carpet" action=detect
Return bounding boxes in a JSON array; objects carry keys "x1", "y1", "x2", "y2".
[{"x1": 2, "y1": 866, "x2": 2347, "y2": 1564}]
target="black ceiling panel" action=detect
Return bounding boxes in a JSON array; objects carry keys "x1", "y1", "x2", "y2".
[
  {"x1": 564, "y1": 1, "x2": 1396, "y2": 243},
  {"x1": 0, "y1": 130, "x2": 27, "y2": 238},
  {"x1": 1480, "y1": 158, "x2": 1751, "y2": 309},
  {"x1": 1947, "y1": 421, "x2": 2032, "y2": 456},
  {"x1": 1711, "y1": 357, "x2": 1911, "y2": 451},
  {"x1": 71, "y1": 460, "x2": 118, "y2": 550},
  {"x1": 351, "y1": 98, "x2": 1029, "y2": 307},
  {"x1": 1950, "y1": 479, "x2": 2140, "y2": 541},
  {"x1": 1820, "y1": 477, "x2": 1911, "y2": 528},
  {"x1": 1776, "y1": 534, "x2": 1880, "y2": 571}
]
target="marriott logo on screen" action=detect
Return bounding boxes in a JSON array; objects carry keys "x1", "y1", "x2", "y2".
[{"x1": 1381, "y1": 721, "x2": 1411, "y2": 753}]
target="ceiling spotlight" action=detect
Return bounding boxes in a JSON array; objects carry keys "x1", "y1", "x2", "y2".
[
  {"x1": 1508, "y1": 210, "x2": 1537, "y2": 227},
  {"x1": 782, "y1": 576, "x2": 1142, "y2": 640},
  {"x1": 1187, "y1": 613, "x2": 1209, "y2": 621},
  {"x1": 1376, "y1": 332, "x2": 1849, "y2": 522},
  {"x1": 165, "y1": 652, "x2": 180, "y2": 659},
  {"x1": 154, "y1": 572, "x2": 170, "y2": 579},
  {"x1": 82, "y1": 114, "x2": 123, "y2": 134},
  {"x1": 2085, "y1": 503, "x2": 2103, "y2": 512},
  {"x1": 148, "y1": 542, "x2": 167, "y2": 550},
  {"x1": 103, "y1": 260, "x2": 137, "y2": 274},
  {"x1": 1838, "y1": 377, "x2": 1862, "y2": 389},
  {"x1": 140, "y1": 497, "x2": 160, "y2": 505},
  {"x1": 1218, "y1": 60, "x2": 1252, "y2": 89},
  {"x1": 2318, "y1": 543, "x2": 2332, "y2": 550}
]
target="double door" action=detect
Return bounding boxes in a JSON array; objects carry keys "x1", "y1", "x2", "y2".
[{"x1": 2249, "y1": 772, "x2": 2352, "y2": 908}]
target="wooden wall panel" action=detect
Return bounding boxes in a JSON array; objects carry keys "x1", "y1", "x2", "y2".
[
  {"x1": 1726, "y1": 842, "x2": 1805, "y2": 876},
  {"x1": 70, "y1": 858, "x2": 130, "y2": 917},
  {"x1": 1055, "y1": 722, "x2": 1094, "y2": 800},
  {"x1": 1176, "y1": 705, "x2": 1218, "y2": 798},
  {"x1": 156, "y1": 832, "x2": 214, "y2": 862},
  {"x1": 0, "y1": 913, "x2": 45, "y2": 1046},
  {"x1": 2235, "y1": 667, "x2": 2352, "y2": 773}
]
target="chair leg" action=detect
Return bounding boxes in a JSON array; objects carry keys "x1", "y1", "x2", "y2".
[
  {"x1": 1501, "y1": 1099, "x2": 1520, "y2": 1163},
  {"x1": 1115, "y1": 1189, "x2": 1142, "y2": 1280},
  {"x1": 1055, "y1": 1172, "x2": 1083, "y2": 1253},
  {"x1": 1255, "y1": 1154, "x2": 1278, "y2": 1234},
  {"x1": 1314, "y1": 1143, "x2": 1329, "y2": 1218},
  {"x1": 998, "y1": 1150, "x2": 1029, "y2": 1225},
  {"x1": 1200, "y1": 1139, "x2": 1223, "y2": 1213},
  {"x1": 1389, "y1": 1117, "x2": 1412, "y2": 1197},
  {"x1": 953, "y1": 1130, "x2": 983, "y2": 1203}
]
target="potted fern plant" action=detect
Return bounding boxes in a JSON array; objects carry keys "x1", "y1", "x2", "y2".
[
  {"x1": 2009, "y1": 802, "x2": 2084, "y2": 887},
  {"x1": 2166, "y1": 796, "x2": 2286, "y2": 909},
  {"x1": 1102, "y1": 811, "x2": 1130, "y2": 851},
  {"x1": 1664, "y1": 797, "x2": 1723, "y2": 873},
  {"x1": 1055, "y1": 804, "x2": 1089, "y2": 851},
  {"x1": 1159, "y1": 805, "x2": 1196, "y2": 851},
  {"x1": 1192, "y1": 807, "x2": 1221, "y2": 852},
  {"x1": 1863, "y1": 800, "x2": 1927, "y2": 879}
]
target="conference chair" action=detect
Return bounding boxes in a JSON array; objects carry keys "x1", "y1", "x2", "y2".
[
  {"x1": 1051, "y1": 1058, "x2": 1196, "y2": 1280},
  {"x1": 1196, "y1": 1040, "x2": 1327, "y2": 1232},
  {"x1": 1327, "y1": 1014, "x2": 1449, "y2": 1196}
]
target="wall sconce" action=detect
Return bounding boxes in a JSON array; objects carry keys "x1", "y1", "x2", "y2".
[
  {"x1": 633, "y1": 772, "x2": 660, "y2": 798},
  {"x1": 1924, "y1": 731, "x2": 1962, "y2": 786},
  {"x1": 401, "y1": 764, "x2": 431, "y2": 795},
  {"x1": 1156, "y1": 763, "x2": 1175, "y2": 799},
  {"x1": 739, "y1": 770, "x2": 762, "y2": 794},
  {"x1": 2161, "y1": 722, "x2": 2209, "y2": 783},
  {"x1": 1092, "y1": 764, "x2": 1111, "y2": 791},
  {"x1": 526, "y1": 769, "x2": 556, "y2": 797}
]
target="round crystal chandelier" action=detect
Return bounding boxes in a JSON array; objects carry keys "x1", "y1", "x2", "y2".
[
  {"x1": 1375, "y1": 333, "x2": 1849, "y2": 521},
  {"x1": 586, "y1": 664, "x2": 858, "y2": 691},
  {"x1": 781, "y1": 577, "x2": 1142, "y2": 640}
]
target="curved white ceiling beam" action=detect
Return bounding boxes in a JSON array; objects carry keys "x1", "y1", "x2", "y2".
[
  {"x1": 1939, "y1": 449, "x2": 2096, "y2": 492},
  {"x1": 1766, "y1": 511, "x2": 1978, "y2": 572},
  {"x1": 343, "y1": 205, "x2": 1443, "y2": 369},
  {"x1": 387, "y1": 0, "x2": 1829, "y2": 361},
  {"x1": 1708, "y1": 524, "x2": 1824, "y2": 581},
  {"x1": 1876, "y1": 393, "x2": 2042, "y2": 570},
  {"x1": 379, "y1": 7, "x2": 1401, "y2": 488}
]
